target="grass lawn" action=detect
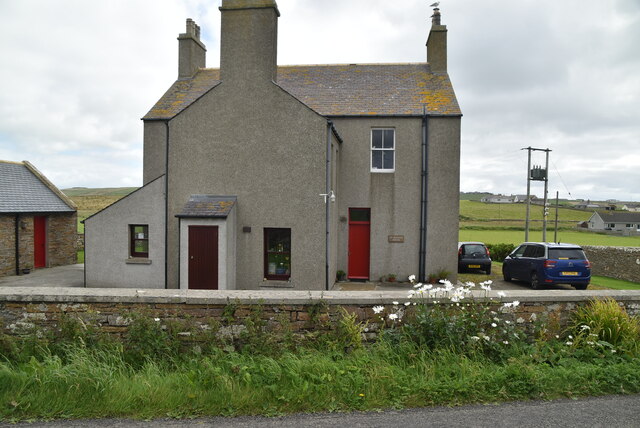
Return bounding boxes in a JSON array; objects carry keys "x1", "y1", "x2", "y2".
[
  {"x1": 459, "y1": 229, "x2": 640, "y2": 247},
  {"x1": 590, "y1": 276, "x2": 640, "y2": 290}
]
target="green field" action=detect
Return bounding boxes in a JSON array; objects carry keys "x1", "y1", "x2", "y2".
[
  {"x1": 459, "y1": 200, "x2": 591, "y2": 228},
  {"x1": 459, "y1": 229, "x2": 640, "y2": 247},
  {"x1": 62, "y1": 187, "x2": 138, "y2": 197}
]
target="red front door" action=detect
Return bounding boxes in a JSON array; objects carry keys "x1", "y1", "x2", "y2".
[
  {"x1": 188, "y1": 226, "x2": 219, "y2": 290},
  {"x1": 348, "y1": 208, "x2": 370, "y2": 279},
  {"x1": 34, "y1": 216, "x2": 47, "y2": 268}
]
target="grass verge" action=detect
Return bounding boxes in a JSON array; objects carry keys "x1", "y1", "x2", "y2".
[
  {"x1": 1, "y1": 345, "x2": 639, "y2": 421},
  {"x1": 590, "y1": 276, "x2": 640, "y2": 290}
]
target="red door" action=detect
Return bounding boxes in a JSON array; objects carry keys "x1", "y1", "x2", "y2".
[
  {"x1": 34, "y1": 216, "x2": 47, "y2": 268},
  {"x1": 188, "y1": 226, "x2": 218, "y2": 290},
  {"x1": 348, "y1": 208, "x2": 370, "y2": 279}
]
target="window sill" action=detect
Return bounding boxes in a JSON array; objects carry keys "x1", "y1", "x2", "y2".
[
  {"x1": 126, "y1": 258, "x2": 152, "y2": 265},
  {"x1": 260, "y1": 280, "x2": 294, "y2": 289},
  {"x1": 370, "y1": 169, "x2": 395, "y2": 173}
]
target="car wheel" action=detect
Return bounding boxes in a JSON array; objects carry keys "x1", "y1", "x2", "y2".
[
  {"x1": 502, "y1": 267, "x2": 511, "y2": 282},
  {"x1": 530, "y1": 272, "x2": 541, "y2": 290},
  {"x1": 574, "y1": 284, "x2": 588, "y2": 290}
]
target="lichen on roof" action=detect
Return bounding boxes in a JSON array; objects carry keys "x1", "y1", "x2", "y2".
[{"x1": 144, "y1": 63, "x2": 461, "y2": 120}]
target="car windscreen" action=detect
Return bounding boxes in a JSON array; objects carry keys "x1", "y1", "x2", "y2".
[
  {"x1": 548, "y1": 248, "x2": 586, "y2": 260},
  {"x1": 462, "y1": 244, "x2": 486, "y2": 255}
]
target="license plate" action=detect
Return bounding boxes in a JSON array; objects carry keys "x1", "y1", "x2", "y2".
[
  {"x1": 468, "y1": 265, "x2": 481, "y2": 268},
  {"x1": 561, "y1": 271, "x2": 579, "y2": 276}
]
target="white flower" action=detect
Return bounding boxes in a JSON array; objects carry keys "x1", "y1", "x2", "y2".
[
  {"x1": 408, "y1": 274, "x2": 416, "y2": 282},
  {"x1": 612, "y1": 350, "x2": 617, "y2": 354},
  {"x1": 154, "y1": 318, "x2": 161, "y2": 322},
  {"x1": 372, "y1": 305, "x2": 384, "y2": 314},
  {"x1": 465, "y1": 281, "x2": 475, "y2": 288},
  {"x1": 388, "y1": 313, "x2": 399, "y2": 320},
  {"x1": 566, "y1": 341, "x2": 573, "y2": 346},
  {"x1": 491, "y1": 323, "x2": 497, "y2": 328},
  {"x1": 392, "y1": 301, "x2": 399, "y2": 305},
  {"x1": 404, "y1": 301, "x2": 411, "y2": 306},
  {"x1": 470, "y1": 336, "x2": 480, "y2": 341},
  {"x1": 505, "y1": 320, "x2": 511, "y2": 325},
  {"x1": 512, "y1": 300, "x2": 520, "y2": 307},
  {"x1": 503, "y1": 340, "x2": 509, "y2": 345},
  {"x1": 497, "y1": 291, "x2": 506, "y2": 298},
  {"x1": 580, "y1": 325, "x2": 591, "y2": 331},
  {"x1": 568, "y1": 335, "x2": 573, "y2": 339},
  {"x1": 516, "y1": 318, "x2": 525, "y2": 324}
]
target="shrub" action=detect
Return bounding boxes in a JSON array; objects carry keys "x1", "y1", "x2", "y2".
[
  {"x1": 486, "y1": 243, "x2": 515, "y2": 262},
  {"x1": 569, "y1": 298, "x2": 640, "y2": 355}
]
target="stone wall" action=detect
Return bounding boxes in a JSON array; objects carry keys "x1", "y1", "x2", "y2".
[
  {"x1": 0, "y1": 215, "x2": 17, "y2": 277},
  {"x1": 0, "y1": 213, "x2": 77, "y2": 278},
  {"x1": 2, "y1": 288, "x2": 639, "y2": 341},
  {"x1": 583, "y1": 245, "x2": 640, "y2": 283}
]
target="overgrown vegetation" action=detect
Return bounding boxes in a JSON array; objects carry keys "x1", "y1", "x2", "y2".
[{"x1": 1, "y1": 287, "x2": 640, "y2": 422}]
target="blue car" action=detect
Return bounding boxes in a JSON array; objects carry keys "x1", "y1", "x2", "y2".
[{"x1": 502, "y1": 243, "x2": 591, "y2": 290}]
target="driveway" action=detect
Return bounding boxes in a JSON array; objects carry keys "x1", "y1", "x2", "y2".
[{"x1": 0, "y1": 264, "x2": 84, "y2": 287}]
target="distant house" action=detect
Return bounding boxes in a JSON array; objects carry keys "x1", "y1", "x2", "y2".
[
  {"x1": 575, "y1": 203, "x2": 601, "y2": 210},
  {"x1": 84, "y1": 1, "x2": 462, "y2": 290},
  {"x1": 0, "y1": 160, "x2": 77, "y2": 277},
  {"x1": 588, "y1": 211, "x2": 640, "y2": 233},
  {"x1": 481, "y1": 194, "x2": 535, "y2": 204},
  {"x1": 622, "y1": 204, "x2": 640, "y2": 212}
]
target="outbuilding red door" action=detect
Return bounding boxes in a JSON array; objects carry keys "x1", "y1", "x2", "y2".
[
  {"x1": 188, "y1": 226, "x2": 218, "y2": 290},
  {"x1": 34, "y1": 216, "x2": 47, "y2": 268},
  {"x1": 348, "y1": 208, "x2": 370, "y2": 280}
]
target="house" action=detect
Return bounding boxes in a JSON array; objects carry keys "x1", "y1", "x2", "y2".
[
  {"x1": 0, "y1": 160, "x2": 77, "y2": 277},
  {"x1": 481, "y1": 194, "x2": 534, "y2": 204},
  {"x1": 622, "y1": 204, "x2": 640, "y2": 212},
  {"x1": 84, "y1": 1, "x2": 461, "y2": 290},
  {"x1": 588, "y1": 211, "x2": 640, "y2": 233}
]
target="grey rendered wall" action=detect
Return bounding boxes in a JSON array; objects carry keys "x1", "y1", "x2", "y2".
[
  {"x1": 85, "y1": 176, "x2": 165, "y2": 288},
  {"x1": 333, "y1": 116, "x2": 460, "y2": 282},
  {"x1": 143, "y1": 121, "x2": 167, "y2": 185},
  {"x1": 165, "y1": 80, "x2": 328, "y2": 290},
  {"x1": 333, "y1": 117, "x2": 423, "y2": 281},
  {"x1": 425, "y1": 116, "x2": 461, "y2": 280}
]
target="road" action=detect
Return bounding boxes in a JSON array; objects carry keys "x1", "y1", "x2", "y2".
[{"x1": 2, "y1": 395, "x2": 639, "y2": 427}]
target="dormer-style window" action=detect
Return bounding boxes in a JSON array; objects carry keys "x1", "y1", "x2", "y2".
[{"x1": 371, "y1": 129, "x2": 395, "y2": 172}]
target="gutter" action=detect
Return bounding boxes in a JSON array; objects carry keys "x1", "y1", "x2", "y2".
[
  {"x1": 165, "y1": 120, "x2": 170, "y2": 289},
  {"x1": 419, "y1": 108, "x2": 429, "y2": 282},
  {"x1": 324, "y1": 121, "x2": 332, "y2": 291}
]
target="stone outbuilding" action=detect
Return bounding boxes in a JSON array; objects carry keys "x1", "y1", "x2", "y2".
[
  {"x1": 0, "y1": 160, "x2": 77, "y2": 277},
  {"x1": 85, "y1": 1, "x2": 462, "y2": 290}
]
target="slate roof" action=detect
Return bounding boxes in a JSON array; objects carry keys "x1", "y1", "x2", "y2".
[
  {"x1": 593, "y1": 211, "x2": 640, "y2": 223},
  {"x1": 143, "y1": 63, "x2": 461, "y2": 120},
  {"x1": 176, "y1": 195, "x2": 237, "y2": 218},
  {"x1": 0, "y1": 161, "x2": 76, "y2": 213}
]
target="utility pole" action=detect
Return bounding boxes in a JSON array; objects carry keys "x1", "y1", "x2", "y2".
[
  {"x1": 542, "y1": 149, "x2": 550, "y2": 242},
  {"x1": 554, "y1": 191, "x2": 559, "y2": 243},
  {"x1": 522, "y1": 147, "x2": 552, "y2": 242},
  {"x1": 525, "y1": 148, "x2": 532, "y2": 241}
]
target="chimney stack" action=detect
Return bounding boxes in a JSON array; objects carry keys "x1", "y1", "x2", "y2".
[
  {"x1": 426, "y1": 7, "x2": 447, "y2": 73},
  {"x1": 178, "y1": 19, "x2": 206, "y2": 79},
  {"x1": 219, "y1": 0, "x2": 280, "y2": 83}
]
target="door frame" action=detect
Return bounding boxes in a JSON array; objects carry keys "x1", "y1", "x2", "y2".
[
  {"x1": 347, "y1": 207, "x2": 371, "y2": 280},
  {"x1": 179, "y1": 216, "x2": 235, "y2": 290}
]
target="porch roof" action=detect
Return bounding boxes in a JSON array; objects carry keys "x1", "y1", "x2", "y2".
[{"x1": 176, "y1": 195, "x2": 237, "y2": 218}]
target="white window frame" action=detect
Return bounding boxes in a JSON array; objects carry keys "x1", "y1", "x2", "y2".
[{"x1": 370, "y1": 128, "x2": 395, "y2": 173}]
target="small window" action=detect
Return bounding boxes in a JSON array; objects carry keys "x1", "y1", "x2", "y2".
[
  {"x1": 371, "y1": 128, "x2": 395, "y2": 172},
  {"x1": 264, "y1": 228, "x2": 291, "y2": 280},
  {"x1": 130, "y1": 225, "x2": 149, "y2": 258}
]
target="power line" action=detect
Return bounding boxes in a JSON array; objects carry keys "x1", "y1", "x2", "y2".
[{"x1": 551, "y1": 159, "x2": 572, "y2": 199}]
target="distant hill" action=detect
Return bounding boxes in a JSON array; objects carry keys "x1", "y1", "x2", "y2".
[
  {"x1": 460, "y1": 192, "x2": 494, "y2": 201},
  {"x1": 62, "y1": 187, "x2": 139, "y2": 197}
]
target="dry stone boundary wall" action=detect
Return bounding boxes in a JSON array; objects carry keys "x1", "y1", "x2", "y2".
[
  {"x1": 582, "y1": 245, "x2": 640, "y2": 283},
  {"x1": 1, "y1": 288, "x2": 640, "y2": 342}
]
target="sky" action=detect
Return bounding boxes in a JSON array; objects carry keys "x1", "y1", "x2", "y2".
[{"x1": 0, "y1": 0, "x2": 638, "y2": 202}]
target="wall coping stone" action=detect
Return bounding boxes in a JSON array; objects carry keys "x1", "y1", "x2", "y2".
[{"x1": 2, "y1": 287, "x2": 640, "y2": 305}]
